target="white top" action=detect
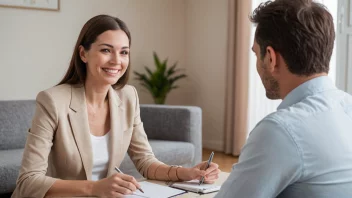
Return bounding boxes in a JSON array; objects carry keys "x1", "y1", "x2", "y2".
[{"x1": 90, "y1": 131, "x2": 110, "y2": 181}]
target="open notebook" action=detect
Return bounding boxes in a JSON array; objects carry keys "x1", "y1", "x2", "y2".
[
  {"x1": 123, "y1": 181, "x2": 186, "y2": 198},
  {"x1": 169, "y1": 180, "x2": 221, "y2": 194}
]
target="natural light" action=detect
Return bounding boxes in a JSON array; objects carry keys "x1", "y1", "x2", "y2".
[{"x1": 247, "y1": 0, "x2": 338, "y2": 135}]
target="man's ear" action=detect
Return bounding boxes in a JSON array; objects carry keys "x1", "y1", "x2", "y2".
[
  {"x1": 265, "y1": 46, "x2": 277, "y2": 73},
  {"x1": 79, "y1": 45, "x2": 87, "y2": 63}
]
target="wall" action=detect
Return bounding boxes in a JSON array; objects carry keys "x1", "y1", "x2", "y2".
[
  {"x1": 0, "y1": 0, "x2": 187, "y2": 104},
  {"x1": 0, "y1": 0, "x2": 228, "y2": 151},
  {"x1": 185, "y1": 0, "x2": 228, "y2": 151}
]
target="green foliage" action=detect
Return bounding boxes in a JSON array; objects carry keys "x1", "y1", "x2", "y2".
[{"x1": 134, "y1": 52, "x2": 187, "y2": 104}]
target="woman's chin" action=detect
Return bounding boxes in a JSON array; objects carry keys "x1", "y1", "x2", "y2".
[{"x1": 104, "y1": 78, "x2": 119, "y2": 86}]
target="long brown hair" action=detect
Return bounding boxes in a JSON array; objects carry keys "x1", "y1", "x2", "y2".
[{"x1": 58, "y1": 15, "x2": 131, "y2": 89}]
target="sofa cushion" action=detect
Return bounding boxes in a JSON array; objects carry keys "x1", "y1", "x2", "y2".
[
  {"x1": 0, "y1": 149, "x2": 24, "y2": 193},
  {"x1": 150, "y1": 140, "x2": 195, "y2": 165},
  {"x1": 0, "y1": 100, "x2": 35, "y2": 150},
  {"x1": 120, "y1": 140, "x2": 195, "y2": 179}
]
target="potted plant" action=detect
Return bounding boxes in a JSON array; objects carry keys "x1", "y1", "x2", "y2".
[{"x1": 134, "y1": 52, "x2": 187, "y2": 104}]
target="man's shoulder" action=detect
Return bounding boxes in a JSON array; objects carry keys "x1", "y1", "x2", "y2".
[
  {"x1": 250, "y1": 110, "x2": 303, "y2": 143},
  {"x1": 256, "y1": 89, "x2": 352, "y2": 138},
  {"x1": 251, "y1": 113, "x2": 291, "y2": 142},
  {"x1": 259, "y1": 102, "x2": 322, "y2": 134},
  {"x1": 275, "y1": 89, "x2": 352, "y2": 122},
  {"x1": 257, "y1": 110, "x2": 293, "y2": 129}
]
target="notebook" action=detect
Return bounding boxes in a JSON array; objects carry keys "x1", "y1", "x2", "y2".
[
  {"x1": 123, "y1": 181, "x2": 186, "y2": 198},
  {"x1": 169, "y1": 180, "x2": 221, "y2": 194}
]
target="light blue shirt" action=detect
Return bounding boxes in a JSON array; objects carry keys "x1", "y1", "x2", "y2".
[{"x1": 215, "y1": 76, "x2": 352, "y2": 198}]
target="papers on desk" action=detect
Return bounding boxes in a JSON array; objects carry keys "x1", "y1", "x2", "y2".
[
  {"x1": 123, "y1": 181, "x2": 186, "y2": 198},
  {"x1": 169, "y1": 180, "x2": 221, "y2": 194}
]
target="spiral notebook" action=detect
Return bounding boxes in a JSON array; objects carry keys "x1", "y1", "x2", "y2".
[{"x1": 169, "y1": 180, "x2": 221, "y2": 194}]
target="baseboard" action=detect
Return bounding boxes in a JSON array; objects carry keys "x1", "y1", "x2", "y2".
[{"x1": 202, "y1": 139, "x2": 224, "y2": 152}]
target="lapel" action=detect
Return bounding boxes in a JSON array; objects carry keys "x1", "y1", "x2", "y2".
[
  {"x1": 68, "y1": 85, "x2": 126, "y2": 179},
  {"x1": 106, "y1": 86, "x2": 126, "y2": 176},
  {"x1": 68, "y1": 84, "x2": 93, "y2": 180}
]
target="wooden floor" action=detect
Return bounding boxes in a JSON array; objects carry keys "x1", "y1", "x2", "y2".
[{"x1": 202, "y1": 148, "x2": 238, "y2": 172}]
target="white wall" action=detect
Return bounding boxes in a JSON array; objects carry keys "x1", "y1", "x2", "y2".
[
  {"x1": 0, "y1": 0, "x2": 228, "y2": 151},
  {"x1": 185, "y1": 0, "x2": 228, "y2": 151},
  {"x1": 0, "y1": 0, "x2": 187, "y2": 103}
]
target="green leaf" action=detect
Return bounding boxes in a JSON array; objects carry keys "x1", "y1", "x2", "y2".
[
  {"x1": 169, "y1": 74, "x2": 187, "y2": 85},
  {"x1": 144, "y1": 66, "x2": 153, "y2": 77},
  {"x1": 167, "y1": 62, "x2": 178, "y2": 77},
  {"x1": 134, "y1": 52, "x2": 187, "y2": 104},
  {"x1": 153, "y1": 52, "x2": 161, "y2": 69}
]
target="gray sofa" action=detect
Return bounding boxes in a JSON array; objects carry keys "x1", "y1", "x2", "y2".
[{"x1": 0, "y1": 101, "x2": 202, "y2": 195}]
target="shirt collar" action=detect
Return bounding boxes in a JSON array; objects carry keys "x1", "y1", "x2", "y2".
[{"x1": 277, "y1": 76, "x2": 336, "y2": 110}]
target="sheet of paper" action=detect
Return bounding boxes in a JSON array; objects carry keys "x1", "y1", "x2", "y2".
[
  {"x1": 171, "y1": 180, "x2": 221, "y2": 193},
  {"x1": 123, "y1": 181, "x2": 186, "y2": 198}
]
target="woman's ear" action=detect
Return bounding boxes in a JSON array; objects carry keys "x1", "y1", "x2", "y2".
[{"x1": 79, "y1": 45, "x2": 87, "y2": 63}]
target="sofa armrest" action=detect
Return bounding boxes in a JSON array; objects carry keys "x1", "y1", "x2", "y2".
[{"x1": 140, "y1": 104, "x2": 202, "y2": 164}]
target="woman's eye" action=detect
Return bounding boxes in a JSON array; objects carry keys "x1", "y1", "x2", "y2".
[
  {"x1": 121, "y1": 50, "x2": 129, "y2": 55},
  {"x1": 101, "y1": 49, "x2": 110, "y2": 53}
]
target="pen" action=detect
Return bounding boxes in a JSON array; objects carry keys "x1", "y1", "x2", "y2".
[
  {"x1": 199, "y1": 151, "x2": 214, "y2": 185},
  {"x1": 114, "y1": 166, "x2": 144, "y2": 193}
]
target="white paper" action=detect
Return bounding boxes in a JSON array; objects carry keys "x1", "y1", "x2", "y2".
[
  {"x1": 123, "y1": 181, "x2": 186, "y2": 198},
  {"x1": 170, "y1": 180, "x2": 221, "y2": 194}
]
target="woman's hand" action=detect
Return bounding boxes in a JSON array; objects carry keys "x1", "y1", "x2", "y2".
[
  {"x1": 91, "y1": 173, "x2": 141, "y2": 198},
  {"x1": 179, "y1": 162, "x2": 220, "y2": 183}
]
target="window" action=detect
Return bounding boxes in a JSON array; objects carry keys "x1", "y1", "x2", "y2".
[{"x1": 336, "y1": 0, "x2": 352, "y2": 93}]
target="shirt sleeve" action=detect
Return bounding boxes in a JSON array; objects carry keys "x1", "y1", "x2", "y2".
[{"x1": 215, "y1": 117, "x2": 303, "y2": 198}]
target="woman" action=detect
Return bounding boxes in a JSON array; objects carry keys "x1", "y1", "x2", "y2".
[{"x1": 12, "y1": 15, "x2": 220, "y2": 198}]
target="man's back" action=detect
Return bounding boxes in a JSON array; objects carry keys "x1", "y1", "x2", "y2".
[
  {"x1": 275, "y1": 77, "x2": 352, "y2": 197},
  {"x1": 216, "y1": 77, "x2": 352, "y2": 198}
]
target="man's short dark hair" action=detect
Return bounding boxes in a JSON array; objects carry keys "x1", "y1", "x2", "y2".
[{"x1": 250, "y1": 0, "x2": 335, "y2": 76}]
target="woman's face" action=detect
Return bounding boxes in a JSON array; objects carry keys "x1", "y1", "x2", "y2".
[{"x1": 80, "y1": 30, "x2": 130, "y2": 87}]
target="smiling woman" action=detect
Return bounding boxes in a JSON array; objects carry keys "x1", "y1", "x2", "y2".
[
  {"x1": 58, "y1": 15, "x2": 132, "y2": 90},
  {"x1": 11, "y1": 15, "x2": 220, "y2": 198}
]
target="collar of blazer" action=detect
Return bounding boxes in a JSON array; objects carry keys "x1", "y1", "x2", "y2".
[{"x1": 68, "y1": 84, "x2": 126, "y2": 180}]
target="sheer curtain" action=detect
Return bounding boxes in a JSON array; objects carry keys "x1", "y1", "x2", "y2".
[{"x1": 247, "y1": 0, "x2": 338, "y2": 134}]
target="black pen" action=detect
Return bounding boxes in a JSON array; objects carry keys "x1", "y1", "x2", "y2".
[
  {"x1": 114, "y1": 166, "x2": 144, "y2": 193},
  {"x1": 199, "y1": 151, "x2": 214, "y2": 185}
]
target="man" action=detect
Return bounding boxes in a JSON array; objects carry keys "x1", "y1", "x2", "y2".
[{"x1": 215, "y1": 0, "x2": 352, "y2": 197}]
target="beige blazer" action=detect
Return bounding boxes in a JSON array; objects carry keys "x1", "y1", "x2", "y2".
[{"x1": 12, "y1": 84, "x2": 161, "y2": 198}]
